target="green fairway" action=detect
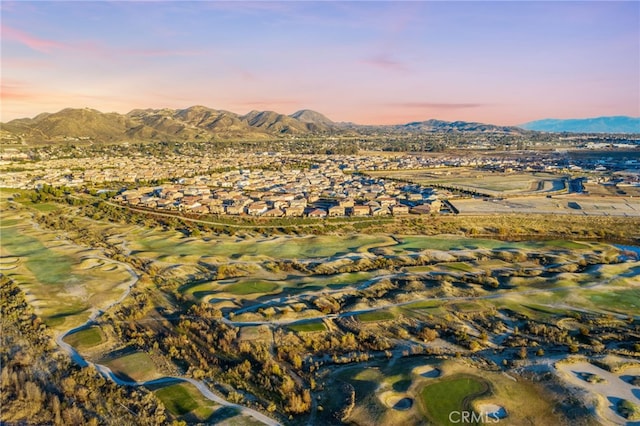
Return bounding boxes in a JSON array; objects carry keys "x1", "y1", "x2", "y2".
[
  {"x1": 585, "y1": 288, "x2": 640, "y2": 314},
  {"x1": 393, "y1": 235, "x2": 595, "y2": 252},
  {"x1": 419, "y1": 375, "x2": 489, "y2": 426},
  {"x1": 288, "y1": 320, "x2": 326, "y2": 332},
  {"x1": 155, "y1": 383, "x2": 199, "y2": 415},
  {"x1": 133, "y1": 232, "x2": 393, "y2": 259},
  {"x1": 223, "y1": 280, "x2": 280, "y2": 295},
  {"x1": 63, "y1": 326, "x2": 104, "y2": 348},
  {"x1": 357, "y1": 310, "x2": 395, "y2": 322},
  {"x1": 28, "y1": 202, "x2": 61, "y2": 212},
  {"x1": 0, "y1": 226, "x2": 78, "y2": 286},
  {"x1": 153, "y1": 382, "x2": 219, "y2": 421},
  {"x1": 442, "y1": 262, "x2": 475, "y2": 272},
  {"x1": 102, "y1": 352, "x2": 158, "y2": 382}
]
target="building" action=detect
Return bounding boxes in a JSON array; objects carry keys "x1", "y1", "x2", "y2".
[
  {"x1": 391, "y1": 205, "x2": 409, "y2": 215},
  {"x1": 307, "y1": 208, "x2": 327, "y2": 218},
  {"x1": 328, "y1": 205, "x2": 345, "y2": 217},
  {"x1": 351, "y1": 205, "x2": 370, "y2": 217}
]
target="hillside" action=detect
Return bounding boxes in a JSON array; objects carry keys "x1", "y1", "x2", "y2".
[
  {"x1": 2, "y1": 106, "x2": 530, "y2": 144},
  {"x1": 398, "y1": 119, "x2": 524, "y2": 134},
  {"x1": 521, "y1": 116, "x2": 640, "y2": 133}
]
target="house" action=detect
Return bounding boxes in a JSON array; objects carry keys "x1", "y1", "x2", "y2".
[
  {"x1": 272, "y1": 199, "x2": 290, "y2": 210},
  {"x1": 371, "y1": 206, "x2": 390, "y2": 216},
  {"x1": 290, "y1": 198, "x2": 308, "y2": 208},
  {"x1": 391, "y1": 205, "x2": 409, "y2": 215},
  {"x1": 263, "y1": 208, "x2": 284, "y2": 217},
  {"x1": 208, "y1": 204, "x2": 225, "y2": 215},
  {"x1": 328, "y1": 205, "x2": 345, "y2": 217},
  {"x1": 225, "y1": 205, "x2": 245, "y2": 215},
  {"x1": 191, "y1": 205, "x2": 210, "y2": 214},
  {"x1": 351, "y1": 205, "x2": 370, "y2": 217},
  {"x1": 410, "y1": 204, "x2": 433, "y2": 214},
  {"x1": 246, "y1": 201, "x2": 268, "y2": 216},
  {"x1": 338, "y1": 198, "x2": 355, "y2": 208},
  {"x1": 377, "y1": 196, "x2": 396, "y2": 207},
  {"x1": 307, "y1": 208, "x2": 327, "y2": 218},
  {"x1": 285, "y1": 205, "x2": 305, "y2": 217}
]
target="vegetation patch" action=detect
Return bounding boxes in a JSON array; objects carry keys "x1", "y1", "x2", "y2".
[
  {"x1": 357, "y1": 310, "x2": 395, "y2": 322},
  {"x1": 419, "y1": 375, "x2": 489, "y2": 426},
  {"x1": 152, "y1": 382, "x2": 220, "y2": 421},
  {"x1": 155, "y1": 383, "x2": 199, "y2": 415},
  {"x1": 223, "y1": 280, "x2": 280, "y2": 295},
  {"x1": 288, "y1": 320, "x2": 326, "y2": 332},
  {"x1": 0, "y1": 226, "x2": 77, "y2": 286},
  {"x1": 102, "y1": 352, "x2": 158, "y2": 382},
  {"x1": 63, "y1": 326, "x2": 104, "y2": 349},
  {"x1": 616, "y1": 399, "x2": 640, "y2": 421},
  {"x1": 585, "y1": 289, "x2": 640, "y2": 314}
]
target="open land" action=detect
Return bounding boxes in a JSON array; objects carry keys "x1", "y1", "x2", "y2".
[{"x1": 1, "y1": 142, "x2": 639, "y2": 425}]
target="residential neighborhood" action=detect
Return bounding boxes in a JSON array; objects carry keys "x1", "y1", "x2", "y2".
[{"x1": 112, "y1": 166, "x2": 440, "y2": 218}]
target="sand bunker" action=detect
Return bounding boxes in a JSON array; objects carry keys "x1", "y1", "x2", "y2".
[
  {"x1": 413, "y1": 365, "x2": 441, "y2": 378},
  {"x1": 78, "y1": 258, "x2": 104, "y2": 270},
  {"x1": 0, "y1": 256, "x2": 19, "y2": 270},
  {"x1": 556, "y1": 360, "x2": 640, "y2": 425},
  {"x1": 476, "y1": 403, "x2": 507, "y2": 420},
  {"x1": 379, "y1": 391, "x2": 414, "y2": 411}
]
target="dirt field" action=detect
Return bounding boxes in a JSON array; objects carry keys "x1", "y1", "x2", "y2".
[{"x1": 450, "y1": 194, "x2": 640, "y2": 217}]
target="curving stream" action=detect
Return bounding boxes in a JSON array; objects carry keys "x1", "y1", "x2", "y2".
[{"x1": 55, "y1": 257, "x2": 280, "y2": 426}]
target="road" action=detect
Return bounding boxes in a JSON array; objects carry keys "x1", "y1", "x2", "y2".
[{"x1": 55, "y1": 256, "x2": 281, "y2": 426}]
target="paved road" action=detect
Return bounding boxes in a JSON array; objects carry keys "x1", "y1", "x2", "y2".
[{"x1": 55, "y1": 256, "x2": 281, "y2": 426}]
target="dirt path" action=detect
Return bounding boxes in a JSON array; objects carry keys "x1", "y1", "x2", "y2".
[{"x1": 55, "y1": 256, "x2": 281, "y2": 426}]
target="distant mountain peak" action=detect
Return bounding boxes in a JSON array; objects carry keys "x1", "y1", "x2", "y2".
[
  {"x1": 521, "y1": 116, "x2": 640, "y2": 133},
  {"x1": 401, "y1": 119, "x2": 523, "y2": 134},
  {"x1": 3, "y1": 105, "x2": 543, "y2": 144},
  {"x1": 289, "y1": 109, "x2": 334, "y2": 125}
]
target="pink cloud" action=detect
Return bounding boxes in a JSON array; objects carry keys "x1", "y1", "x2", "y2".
[
  {"x1": 1, "y1": 25, "x2": 66, "y2": 53},
  {"x1": 2, "y1": 25, "x2": 202, "y2": 58},
  {"x1": 361, "y1": 54, "x2": 407, "y2": 72}
]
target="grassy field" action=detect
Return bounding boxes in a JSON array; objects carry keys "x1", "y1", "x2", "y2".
[
  {"x1": 131, "y1": 230, "x2": 394, "y2": 260},
  {"x1": 393, "y1": 235, "x2": 595, "y2": 252},
  {"x1": 63, "y1": 326, "x2": 104, "y2": 349},
  {"x1": 357, "y1": 310, "x2": 395, "y2": 322},
  {"x1": 0, "y1": 208, "x2": 137, "y2": 329},
  {"x1": 584, "y1": 289, "x2": 640, "y2": 314},
  {"x1": 288, "y1": 320, "x2": 326, "y2": 332},
  {"x1": 331, "y1": 357, "x2": 572, "y2": 426},
  {"x1": 101, "y1": 352, "x2": 158, "y2": 382},
  {"x1": 0, "y1": 225, "x2": 77, "y2": 286},
  {"x1": 419, "y1": 375, "x2": 489, "y2": 425},
  {"x1": 223, "y1": 280, "x2": 280, "y2": 295},
  {"x1": 153, "y1": 382, "x2": 218, "y2": 421}
]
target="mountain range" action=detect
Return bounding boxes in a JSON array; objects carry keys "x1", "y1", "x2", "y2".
[
  {"x1": 1, "y1": 107, "x2": 637, "y2": 144},
  {"x1": 0, "y1": 106, "x2": 526, "y2": 144},
  {"x1": 521, "y1": 116, "x2": 640, "y2": 133}
]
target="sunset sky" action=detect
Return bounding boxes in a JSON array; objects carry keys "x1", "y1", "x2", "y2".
[{"x1": 2, "y1": 1, "x2": 638, "y2": 125}]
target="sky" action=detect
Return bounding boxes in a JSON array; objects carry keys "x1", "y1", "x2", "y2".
[{"x1": 1, "y1": 1, "x2": 639, "y2": 125}]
